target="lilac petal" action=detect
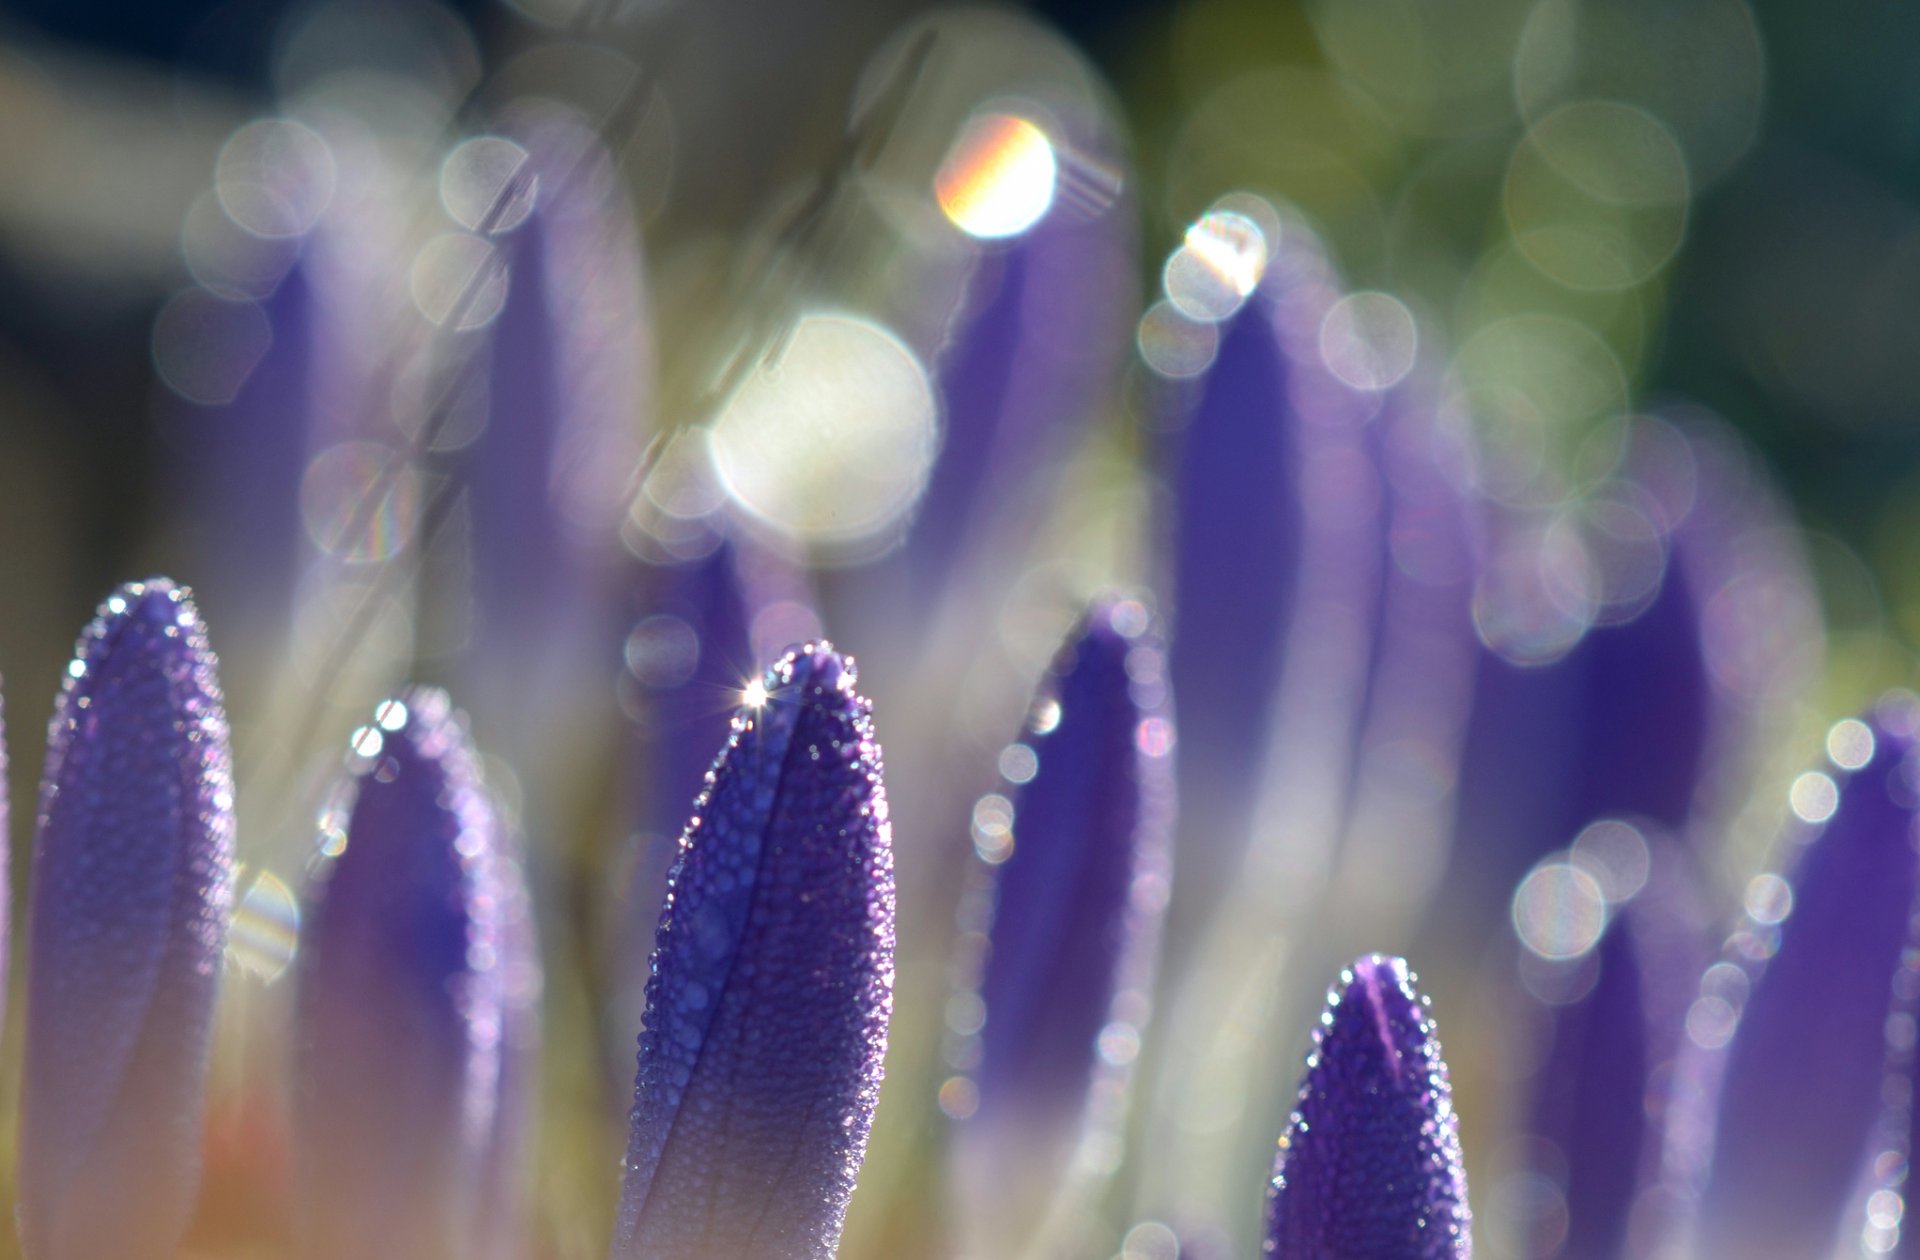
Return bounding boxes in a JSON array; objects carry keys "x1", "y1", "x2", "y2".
[
  {"x1": 293, "y1": 688, "x2": 524, "y2": 1260},
  {"x1": 950, "y1": 600, "x2": 1173, "y2": 1226},
  {"x1": 476, "y1": 835, "x2": 543, "y2": 1260},
  {"x1": 1163, "y1": 293, "x2": 1302, "y2": 927},
  {"x1": 1266, "y1": 955, "x2": 1472, "y2": 1260},
  {"x1": 1516, "y1": 847, "x2": 1707, "y2": 1260},
  {"x1": 1683, "y1": 713, "x2": 1920, "y2": 1256},
  {"x1": 20, "y1": 578, "x2": 236, "y2": 1260},
  {"x1": 177, "y1": 266, "x2": 315, "y2": 629},
  {"x1": 466, "y1": 111, "x2": 651, "y2": 716},
  {"x1": 614, "y1": 643, "x2": 895, "y2": 1260},
  {"x1": 1452, "y1": 560, "x2": 1710, "y2": 908},
  {"x1": 903, "y1": 186, "x2": 1139, "y2": 601}
]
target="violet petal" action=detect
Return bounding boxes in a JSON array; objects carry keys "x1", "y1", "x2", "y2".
[
  {"x1": 951, "y1": 599, "x2": 1173, "y2": 1231},
  {"x1": 20, "y1": 578, "x2": 236, "y2": 1260},
  {"x1": 1517, "y1": 846, "x2": 1706, "y2": 1260},
  {"x1": 613, "y1": 643, "x2": 895, "y2": 1260},
  {"x1": 293, "y1": 688, "x2": 524, "y2": 1260},
  {"x1": 1165, "y1": 293, "x2": 1301, "y2": 914},
  {"x1": 1265, "y1": 954, "x2": 1472, "y2": 1260},
  {"x1": 1684, "y1": 713, "x2": 1919, "y2": 1256},
  {"x1": 466, "y1": 111, "x2": 651, "y2": 719}
]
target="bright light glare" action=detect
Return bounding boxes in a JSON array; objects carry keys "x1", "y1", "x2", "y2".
[
  {"x1": 935, "y1": 113, "x2": 1058, "y2": 240},
  {"x1": 706, "y1": 311, "x2": 937, "y2": 548}
]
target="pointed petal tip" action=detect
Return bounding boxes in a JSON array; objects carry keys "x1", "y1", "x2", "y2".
[
  {"x1": 24, "y1": 574, "x2": 234, "y2": 1260},
  {"x1": 616, "y1": 638, "x2": 893, "y2": 1260},
  {"x1": 1267, "y1": 954, "x2": 1472, "y2": 1260}
]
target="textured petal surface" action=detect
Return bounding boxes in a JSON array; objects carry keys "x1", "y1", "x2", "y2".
[
  {"x1": 1686, "y1": 711, "x2": 1920, "y2": 1256},
  {"x1": 20, "y1": 578, "x2": 235, "y2": 1260},
  {"x1": 294, "y1": 688, "x2": 524, "y2": 1260},
  {"x1": 614, "y1": 643, "x2": 895, "y2": 1260},
  {"x1": 1266, "y1": 955, "x2": 1471, "y2": 1260}
]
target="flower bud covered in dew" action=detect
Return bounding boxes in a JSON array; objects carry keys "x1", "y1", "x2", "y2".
[
  {"x1": 614, "y1": 643, "x2": 895, "y2": 1260},
  {"x1": 19, "y1": 578, "x2": 235, "y2": 1260},
  {"x1": 1265, "y1": 954, "x2": 1472, "y2": 1260},
  {"x1": 293, "y1": 688, "x2": 537, "y2": 1260}
]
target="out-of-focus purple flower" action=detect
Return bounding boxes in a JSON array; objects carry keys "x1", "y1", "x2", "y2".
[
  {"x1": 465, "y1": 108, "x2": 651, "y2": 723},
  {"x1": 1265, "y1": 954, "x2": 1471, "y2": 1260},
  {"x1": 1162, "y1": 216, "x2": 1382, "y2": 946},
  {"x1": 900, "y1": 174, "x2": 1138, "y2": 605},
  {"x1": 1165, "y1": 289, "x2": 1300, "y2": 878},
  {"x1": 19, "y1": 578, "x2": 236, "y2": 1260},
  {"x1": 1449, "y1": 536, "x2": 1709, "y2": 913},
  {"x1": 614, "y1": 643, "x2": 894, "y2": 1260},
  {"x1": 947, "y1": 598, "x2": 1174, "y2": 1248},
  {"x1": 1445, "y1": 414, "x2": 1819, "y2": 924},
  {"x1": 1671, "y1": 706, "x2": 1920, "y2": 1258},
  {"x1": 1512, "y1": 843, "x2": 1706, "y2": 1260},
  {"x1": 293, "y1": 687, "x2": 537, "y2": 1260}
]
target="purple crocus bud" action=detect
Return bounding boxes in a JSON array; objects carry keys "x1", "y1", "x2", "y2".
[
  {"x1": 1676, "y1": 707, "x2": 1920, "y2": 1257},
  {"x1": 293, "y1": 688, "x2": 530, "y2": 1260},
  {"x1": 465, "y1": 108, "x2": 651, "y2": 727},
  {"x1": 1513, "y1": 842, "x2": 1707, "y2": 1260},
  {"x1": 947, "y1": 598, "x2": 1174, "y2": 1249},
  {"x1": 1162, "y1": 214, "x2": 1383, "y2": 952},
  {"x1": 1266, "y1": 954, "x2": 1472, "y2": 1260},
  {"x1": 1449, "y1": 528, "x2": 1710, "y2": 914},
  {"x1": 902, "y1": 166, "x2": 1139, "y2": 605},
  {"x1": 20, "y1": 578, "x2": 236, "y2": 1260},
  {"x1": 1166, "y1": 287, "x2": 1299, "y2": 844},
  {"x1": 614, "y1": 643, "x2": 895, "y2": 1260}
]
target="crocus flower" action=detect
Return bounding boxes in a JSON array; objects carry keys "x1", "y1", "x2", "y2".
[
  {"x1": 1265, "y1": 954, "x2": 1472, "y2": 1260},
  {"x1": 292, "y1": 687, "x2": 537, "y2": 1260},
  {"x1": 946, "y1": 597, "x2": 1174, "y2": 1254},
  {"x1": 897, "y1": 131, "x2": 1138, "y2": 609},
  {"x1": 465, "y1": 106, "x2": 652, "y2": 731},
  {"x1": 614, "y1": 643, "x2": 894, "y2": 1260},
  {"x1": 1164, "y1": 273, "x2": 1302, "y2": 927},
  {"x1": 1669, "y1": 704, "x2": 1920, "y2": 1258},
  {"x1": 19, "y1": 577, "x2": 236, "y2": 1260},
  {"x1": 1162, "y1": 214, "x2": 1381, "y2": 953},
  {"x1": 1512, "y1": 842, "x2": 1707, "y2": 1260}
]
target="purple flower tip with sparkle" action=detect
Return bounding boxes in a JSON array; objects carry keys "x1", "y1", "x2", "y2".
[
  {"x1": 1266, "y1": 954, "x2": 1472, "y2": 1260},
  {"x1": 614, "y1": 642, "x2": 895, "y2": 1260},
  {"x1": 20, "y1": 577, "x2": 235, "y2": 1260},
  {"x1": 293, "y1": 687, "x2": 532, "y2": 1260}
]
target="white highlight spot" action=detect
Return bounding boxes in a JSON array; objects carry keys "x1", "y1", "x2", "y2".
[
  {"x1": 1789, "y1": 771, "x2": 1839, "y2": 824},
  {"x1": 1512, "y1": 860, "x2": 1609, "y2": 960},
  {"x1": 707, "y1": 312, "x2": 937, "y2": 548},
  {"x1": 1319, "y1": 291, "x2": 1418, "y2": 391},
  {"x1": 934, "y1": 113, "x2": 1057, "y2": 240},
  {"x1": 1827, "y1": 717, "x2": 1877, "y2": 771}
]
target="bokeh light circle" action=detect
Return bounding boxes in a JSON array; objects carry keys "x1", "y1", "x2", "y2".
[{"x1": 707, "y1": 312, "x2": 938, "y2": 548}]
